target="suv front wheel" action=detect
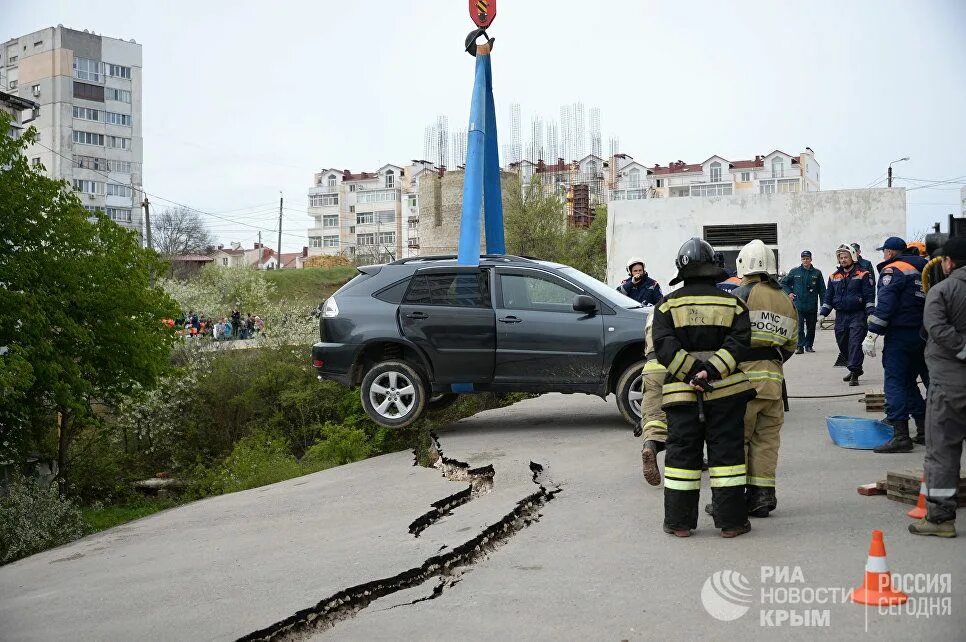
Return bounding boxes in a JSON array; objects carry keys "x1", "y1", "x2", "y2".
[
  {"x1": 360, "y1": 360, "x2": 427, "y2": 429},
  {"x1": 615, "y1": 359, "x2": 646, "y2": 427}
]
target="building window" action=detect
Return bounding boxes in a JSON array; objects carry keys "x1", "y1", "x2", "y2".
[
  {"x1": 106, "y1": 207, "x2": 132, "y2": 223},
  {"x1": 356, "y1": 189, "x2": 397, "y2": 204},
  {"x1": 759, "y1": 180, "x2": 776, "y2": 195},
  {"x1": 375, "y1": 210, "x2": 395, "y2": 224},
  {"x1": 31, "y1": 157, "x2": 41, "y2": 167},
  {"x1": 407, "y1": 194, "x2": 417, "y2": 210},
  {"x1": 690, "y1": 183, "x2": 734, "y2": 197},
  {"x1": 72, "y1": 130, "x2": 105, "y2": 146},
  {"x1": 107, "y1": 136, "x2": 131, "y2": 150},
  {"x1": 377, "y1": 231, "x2": 395, "y2": 245},
  {"x1": 349, "y1": 184, "x2": 356, "y2": 192},
  {"x1": 771, "y1": 157, "x2": 784, "y2": 178},
  {"x1": 385, "y1": 170, "x2": 395, "y2": 188},
  {"x1": 357, "y1": 233, "x2": 375, "y2": 246},
  {"x1": 73, "y1": 58, "x2": 104, "y2": 82},
  {"x1": 709, "y1": 161, "x2": 722, "y2": 183},
  {"x1": 740, "y1": 171, "x2": 751, "y2": 182},
  {"x1": 309, "y1": 237, "x2": 322, "y2": 248},
  {"x1": 107, "y1": 159, "x2": 132, "y2": 173},
  {"x1": 107, "y1": 63, "x2": 131, "y2": 79},
  {"x1": 322, "y1": 214, "x2": 339, "y2": 227},
  {"x1": 627, "y1": 168, "x2": 641, "y2": 189},
  {"x1": 326, "y1": 174, "x2": 337, "y2": 189},
  {"x1": 107, "y1": 183, "x2": 133, "y2": 197},
  {"x1": 73, "y1": 81, "x2": 105, "y2": 102},
  {"x1": 106, "y1": 87, "x2": 132, "y2": 103},
  {"x1": 655, "y1": 179, "x2": 664, "y2": 188},
  {"x1": 73, "y1": 179, "x2": 102, "y2": 194},
  {"x1": 322, "y1": 236, "x2": 339, "y2": 248},
  {"x1": 31, "y1": 84, "x2": 40, "y2": 95},
  {"x1": 83, "y1": 205, "x2": 104, "y2": 214},
  {"x1": 106, "y1": 111, "x2": 132, "y2": 126},
  {"x1": 309, "y1": 194, "x2": 338, "y2": 207},
  {"x1": 356, "y1": 212, "x2": 374, "y2": 225},
  {"x1": 72, "y1": 106, "x2": 100, "y2": 121},
  {"x1": 777, "y1": 178, "x2": 800, "y2": 193}
]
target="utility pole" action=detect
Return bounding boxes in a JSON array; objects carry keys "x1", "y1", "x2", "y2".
[
  {"x1": 142, "y1": 196, "x2": 152, "y2": 250},
  {"x1": 277, "y1": 192, "x2": 283, "y2": 270},
  {"x1": 887, "y1": 165, "x2": 893, "y2": 188},
  {"x1": 888, "y1": 157, "x2": 910, "y2": 188}
]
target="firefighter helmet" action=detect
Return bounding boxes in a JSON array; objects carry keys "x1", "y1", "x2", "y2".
[
  {"x1": 670, "y1": 238, "x2": 725, "y2": 285},
  {"x1": 626, "y1": 257, "x2": 646, "y2": 275},
  {"x1": 736, "y1": 239, "x2": 777, "y2": 278}
]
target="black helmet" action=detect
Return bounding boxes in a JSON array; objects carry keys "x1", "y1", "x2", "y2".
[{"x1": 670, "y1": 238, "x2": 727, "y2": 286}]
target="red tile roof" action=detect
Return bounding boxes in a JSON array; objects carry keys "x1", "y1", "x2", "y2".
[
  {"x1": 172, "y1": 254, "x2": 215, "y2": 262},
  {"x1": 649, "y1": 162, "x2": 704, "y2": 176}
]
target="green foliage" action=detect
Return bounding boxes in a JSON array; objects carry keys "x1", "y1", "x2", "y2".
[
  {"x1": 301, "y1": 422, "x2": 372, "y2": 472},
  {"x1": 0, "y1": 114, "x2": 179, "y2": 478},
  {"x1": 191, "y1": 432, "x2": 303, "y2": 496},
  {"x1": 81, "y1": 498, "x2": 178, "y2": 533},
  {"x1": 504, "y1": 178, "x2": 608, "y2": 281},
  {"x1": 0, "y1": 474, "x2": 87, "y2": 564},
  {"x1": 264, "y1": 266, "x2": 357, "y2": 304},
  {"x1": 66, "y1": 428, "x2": 138, "y2": 505}
]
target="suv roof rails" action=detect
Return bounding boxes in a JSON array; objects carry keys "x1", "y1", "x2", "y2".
[{"x1": 387, "y1": 254, "x2": 539, "y2": 266}]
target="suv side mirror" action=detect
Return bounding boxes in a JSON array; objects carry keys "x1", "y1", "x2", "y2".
[{"x1": 573, "y1": 294, "x2": 597, "y2": 313}]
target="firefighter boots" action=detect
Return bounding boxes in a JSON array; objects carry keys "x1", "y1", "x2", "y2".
[
  {"x1": 721, "y1": 521, "x2": 752, "y2": 538},
  {"x1": 908, "y1": 518, "x2": 956, "y2": 538},
  {"x1": 747, "y1": 487, "x2": 777, "y2": 518},
  {"x1": 642, "y1": 441, "x2": 663, "y2": 486},
  {"x1": 912, "y1": 415, "x2": 926, "y2": 445},
  {"x1": 874, "y1": 419, "x2": 914, "y2": 453}
]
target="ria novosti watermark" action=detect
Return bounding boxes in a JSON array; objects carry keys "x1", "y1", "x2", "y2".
[{"x1": 701, "y1": 566, "x2": 953, "y2": 628}]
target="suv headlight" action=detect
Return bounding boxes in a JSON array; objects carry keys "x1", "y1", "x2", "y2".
[{"x1": 322, "y1": 297, "x2": 340, "y2": 318}]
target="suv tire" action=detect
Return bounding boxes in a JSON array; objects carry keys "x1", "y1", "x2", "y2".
[
  {"x1": 615, "y1": 359, "x2": 646, "y2": 427},
  {"x1": 360, "y1": 360, "x2": 427, "y2": 429}
]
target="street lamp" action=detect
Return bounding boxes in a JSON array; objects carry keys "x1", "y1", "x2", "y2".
[{"x1": 887, "y1": 157, "x2": 909, "y2": 188}]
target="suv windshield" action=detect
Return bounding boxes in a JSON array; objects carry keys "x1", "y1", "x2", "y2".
[{"x1": 554, "y1": 265, "x2": 643, "y2": 309}]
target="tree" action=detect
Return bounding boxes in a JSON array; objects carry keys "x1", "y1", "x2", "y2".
[
  {"x1": 152, "y1": 206, "x2": 214, "y2": 259},
  {"x1": 0, "y1": 114, "x2": 178, "y2": 492},
  {"x1": 504, "y1": 177, "x2": 568, "y2": 260}
]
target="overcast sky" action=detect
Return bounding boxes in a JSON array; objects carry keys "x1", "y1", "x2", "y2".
[{"x1": 7, "y1": 0, "x2": 966, "y2": 252}]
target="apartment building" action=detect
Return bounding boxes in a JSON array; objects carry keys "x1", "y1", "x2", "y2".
[
  {"x1": 307, "y1": 161, "x2": 432, "y2": 264},
  {"x1": 1, "y1": 26, "x2": 143, "y2": 235},
  {"x1": 1, "y1": 89, "x2": 39, "y2": 138},
  {"x1": 611, "y1": 148, "x2": 820, "y2": 201}
]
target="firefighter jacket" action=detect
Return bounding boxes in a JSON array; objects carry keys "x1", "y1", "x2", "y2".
[
  {"x1": 867, "y1": 254, "x2": 928, "y2": 335},
  {"x1": 819, "y1": 265, "x2": 875, "y2": 317},
  {"x1": 617, "y1": 274, "x2": 663, "y2": 306},
  {"x1": 733, "y1": 276, "x2": 799, "y2": 400},
  {"x1": 923, "y1": 267, "x2": 966, "y2": 387},
  {"x1": 652, "y1": 281, "x2": 755, "y2": 407},
  {"x1": 780, "y1": 264, "x2": 826, "y2": 313}
]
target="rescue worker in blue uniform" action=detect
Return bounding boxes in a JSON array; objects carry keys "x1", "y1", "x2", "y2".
[
  {"x1": 851, "y1": 243, "x2": 875, "y2": 285},
  {"x1": 714, "y1": 252, "x2": 741, "y2": 293},
  {"x1": 820, "y1": 244, "x2": 875, "y2": 386},
  {"x1": 617, "y1": 257, "x2": 663, "y2": 306},
  {"x1": 863, "y1": 236, "x2": 930, "y2": 452}
]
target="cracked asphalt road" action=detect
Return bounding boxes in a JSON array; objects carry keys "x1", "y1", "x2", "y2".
[{"x1": 1, "y1": 331, "x2": 963, "y2": 640}]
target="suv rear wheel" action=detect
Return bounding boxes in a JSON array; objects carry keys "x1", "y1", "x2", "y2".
[
  {"x1": 615, "y1": 359, "x2": 646, "y2": 427},
  {"x1": 360, "y1": 360, "x2": 427, "y2": 429}
]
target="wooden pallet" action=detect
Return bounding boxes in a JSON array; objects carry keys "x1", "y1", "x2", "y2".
[
  {"x1": 886, "y1": 469, "x2": 966, "y2": 507},
  {"x1": 859, "y1": 390, "x2": 885, "y2": 413}
]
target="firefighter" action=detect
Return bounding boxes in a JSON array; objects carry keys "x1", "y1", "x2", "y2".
[
  {"x1": 652, "y1": 238, "x2": 755, "y2": 538},
  {"x1": 730, "y1": 240, "x2": 798, "y2": 517},
  {"x1": 638, "y1": 313, "x2": 667, "y2": 486},
  {"x1": 617, "y1": 257, "x2": 663, "y2": 306},
  {"x1": 909, "y1": 237, "x2": 966, "y2": 538},
  {"x1": 863, "y1": 237, "x2": 929, "y2": 453},
  {"x1": 820, "y1": 244, "x2": 875, "y2": 386}
]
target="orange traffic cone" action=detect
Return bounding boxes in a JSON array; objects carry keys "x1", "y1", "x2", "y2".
[
  {"x1": 907, "y1": 475, "x2": 927, "y2": 519},
  {"x1": 851, "y1": 530, "x2": 908, "y2": 606}
]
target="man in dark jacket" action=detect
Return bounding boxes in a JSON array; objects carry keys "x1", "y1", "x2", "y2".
[
  {"x1": 652, "y1": 238, "x2": 755, "y2": 539},
  {"x1": 909, "y1": 237, "x2": 966, "y2": 538},
  {"x1": 864, "y1": 236, "x2": 930, "y2": 452},
  {"x1": 852, "y1": 243, "x2": 875, "y2": 285},
  {"x1": 781, "y1": 250, "x2": 826, "y2": 354},
  {"x1": 617, "y1": 257, "x2": 663, "y2": 306},
  {"x1": 820, "y1": 244, "x2": 875, "y2": 385}
]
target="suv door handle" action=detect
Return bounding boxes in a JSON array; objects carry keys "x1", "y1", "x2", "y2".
[
  {"x1": 405, "y1": 311, "x2": 428, "y2": 320},
  {"x1": 498, "y1": 316, "x2": 522, "y2": 324}
]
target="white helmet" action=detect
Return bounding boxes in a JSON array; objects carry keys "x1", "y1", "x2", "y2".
[
  {"x1": 736, "y1": 239, "x2": 776, "y2": 278},
  {"x1": 835, "y1": 243, "x2": 857, "y2": 262},
  {"x1": 626, "y1": 257, "x2": 646, "y2": 274}
]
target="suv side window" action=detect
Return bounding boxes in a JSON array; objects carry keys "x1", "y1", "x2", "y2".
[
  {"x1": 499, "y1": 271, "x2": 580, "y2": 312},
  {"x1": 373, "y1": 277, "x2": 411, "y2": 304},
  {"x1": 403, "y1": 272, "x2": 489, "y2": 308}
]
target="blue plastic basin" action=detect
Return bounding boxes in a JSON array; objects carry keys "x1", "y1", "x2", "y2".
[{"x1": 826, "y1": 416, "x2": 894, "y2": 450}]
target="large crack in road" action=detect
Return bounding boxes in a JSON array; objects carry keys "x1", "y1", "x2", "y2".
[{"x1": 238, "y1": 436, "x2": 561, "y2": 641}]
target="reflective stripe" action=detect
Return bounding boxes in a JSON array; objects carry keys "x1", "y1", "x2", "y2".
[
  {"x1": 710, "y1": 476, "x2": 747, "y2": 487},
  {"x1": 669, "y1": 305, "x2": 737, "y2": 329},
  {"x1": 748, "y1": 476, "x2": 776, "y2": 487},
  {"x1": 667, "y1": 350, "x2": 696, "y2": 381},
  {"x1": 708, "y1": 354, "x2": 730, "y2": 378},
  {"x1": 665, "y1": 478, "x2": 702, "y2": 491},
  {"x1": 868, "y1": 315, "x2": 889, "y2": 328},
  {"x1": 659, "y1": 296, "x2": 744, "y2": 313},
  {"x1": 751, "y1": 330, "x2": 789, "y2": 346},
  {"x1": 709, "y1": 465, "x2": 746, "y2": 476},
  {"x1": 665, "y1": 467, "x2": 702, "y2": 480},
  {"x1": 865, "y1": 556, "x2": 889, "y2": 573},
  {"x1": 745, "y1": 371, "x2": 784, "y2": 384},
  {"x1": 927, "y1": 487, "x2": 958, "y2": 498},
  {"x1": 643, "y1": 420, "x2": 667, "y2": 430},
  {"x1": 661, "y1": 372, "x2": 753, "y2": 405},
  {"x1": 715, "y1": 349, "x2": 737, "y2": 372},
  {"x1": 643, "y1": 360, "x2": 666, "y2": 374}
]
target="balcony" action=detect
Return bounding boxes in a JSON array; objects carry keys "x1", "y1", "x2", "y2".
[
  {"x1": 308, "y1": 185, "x2": 340, "y2": 196},
  {"x1": 408, "y1": 238, "x2": 420, "y2": 249}
]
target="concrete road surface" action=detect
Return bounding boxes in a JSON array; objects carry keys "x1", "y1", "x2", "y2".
[{"x1": 1, "y1": 330, "x2": 963, "y2": 640}]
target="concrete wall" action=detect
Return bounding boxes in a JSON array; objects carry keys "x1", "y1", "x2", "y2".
[
  {"x1": 417, "y1": 170, "x2": 517, "y2": 255},
  {"x1": 606, "y1": 188, "x2": 907, "y2": 289}
]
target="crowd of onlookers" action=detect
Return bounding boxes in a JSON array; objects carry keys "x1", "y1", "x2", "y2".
[{"x1": 168, "y1": 310, "x2": 266, "y2": 341}]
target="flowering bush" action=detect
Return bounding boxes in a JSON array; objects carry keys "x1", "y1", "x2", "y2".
[{"x1": 0, "y1": 475, "x2": 87, "y2": 565}]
